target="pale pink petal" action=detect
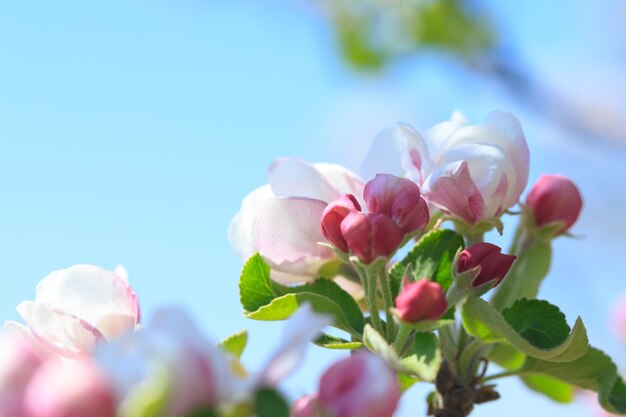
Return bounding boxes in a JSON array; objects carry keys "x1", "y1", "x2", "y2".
[
  {"x1": 259, "y1": 304, "x2": 331, "y2": 386},
  {"x1": 269, "y1": 158, "x2": 340, "y2": 202},
  {"x1": 361, "y1": 124, "x2": 434, "y2": 185},
  {"x1": 423, "y1": 161, "x2": 487, "y2": 224},
  {"x1": 257, "y1": 197, "x2": 334, "y2": 276},
  {"x1": 22, "y1": 302, "x2": 105, "y2": 358},
  {"x1": 313, "y1": 163, "x2": 365, "y2": 201},
  {"x1": 437, "y1": 143, "x2": 516, "y2": 217},
  {"x1": 4, "y1": 321, "x2": 59, "y2": 360},
  {"x1": 228, "y1": 185, "x2": 273, "y2": 261},
  {"x1": 33, "y1": 264, "x2": 139, "y2": 341},
  {"x1": 114, "y1": 265, "x2": 129, "y2": 283},
  {"x1": 424, "y1": 110, "x2": 468, "y2": 153}
]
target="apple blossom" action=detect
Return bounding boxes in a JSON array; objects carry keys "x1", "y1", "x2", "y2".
[
  {"x1": 5, "y1": 264, "x2": 140, "y2": 359},
  {"x1": 292, "y1": 395, "x2": 324, "y2": 417},
  {"x1": 525, "y1": 174, "x2": 583, "y2": 235},
  {"x1": 317, "y1": 352, "x2": 401, "y2": 417},
  {"x1": 457, "y1": 243, "x2": 516, "y2": 287},
  {"x1": 95, "y1": 308, "x2": 235, "y2": 417},
  {"x1": 321, "y1": 194, "x2": 362, "y2": 252},
  {"x1": 340, "y1": 212, "x2": 404, "y2": 264},
  {"x1": 395, "y1": 279, "x2": 447, "y2": 322},
  {"x1": 362, "y1": 111, "x2": 530, "y2": 227},
  {"x1": 229, "y1": 157, "x2": 364, "y2": 283},
  {"x1": 0, "y1": 335, "x2": 42, "y2": 417},
  {"x1": 24, "y1": 361, "x2": 116, "y2": 417}
]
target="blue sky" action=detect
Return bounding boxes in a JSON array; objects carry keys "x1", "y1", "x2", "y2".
[{"x1": 1, "y1": 1, "x2": 625, "y2": 416}]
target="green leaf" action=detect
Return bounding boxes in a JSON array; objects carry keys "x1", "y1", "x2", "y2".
[
  {"x1": 400, "y1": 332, "x2": 442, "y2": 382},
  {"x1": 522, "y1": 347, "x2": 626, "y2": 414},
  {"x1": 461, "y1": 297, "x2": 588, "y2": 362},
  {"x1": 255, "y1": 387, "x2": 290, "y2": 417},
  {"x1": 521, "y1": 375, "x2": 575, "y2": 403},
  {"x1": 239, "y1": 254, "x2": 275, "y2": 312},
  {"x1": 314, "y1": 333, "x2": 363, "y2": 350},
  {"x1": 389, "y1": 229, "x2": 464, "y2": 297},
  {"x1": 218, "y1": 330, "x2": 248, "y2": 359},
  {"x1": 185, "y1": 409, "x2": 217, "y2": 417},
  {"x1": 239, "y1": 254, "x2": 365, "y2": 338},
  {"x1": 490, "y1": 236, "x2": 552, "y2": 311},
  {"x1": 487, "y1": 344, "x2": 525, "y2": 370}
]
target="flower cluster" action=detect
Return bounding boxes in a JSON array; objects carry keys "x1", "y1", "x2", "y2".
[{"x1": 2, "y1": 111, "x2": 607, "y2": 417}]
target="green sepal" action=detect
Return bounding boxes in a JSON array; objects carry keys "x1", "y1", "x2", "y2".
[{"x1": 461, "y1": 297, "x2": 588, "y2": 362}]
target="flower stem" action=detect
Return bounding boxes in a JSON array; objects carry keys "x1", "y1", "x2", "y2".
[
  {"x1": 365, "y1": 265, "x2": 384, "y2": 335},
  {"x1": 377, "y1": 262, "x2": 396, "y2": 341},
  {"x1": 480, "y1": 369, "x2": 522, "y2": 383},
  {"x1": 393, "y1": 324, "x2": 410, "y2": 354}
]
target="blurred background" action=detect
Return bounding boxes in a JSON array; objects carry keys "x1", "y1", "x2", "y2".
[{"x1": 1, "y1": 0, "x2": 625, "y2": 416}]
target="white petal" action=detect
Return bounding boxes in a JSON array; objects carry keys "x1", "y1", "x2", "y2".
[
  {"x1": 259, "y1": 304, "x2": 331, "y2": 386},
  {"x1": 114, "y1": 265, "x2": 129, "y2": 283},
  {"x1": 228, "y1": 185, "x2": 273, "y2": 261},
  {"x1": 257, "y1": 197, "x2": 334, "y2": 276},
  {"x1": 361, "y1": 124, "x2": 434, "y2": 185},
  {"x1": 312, "y1": 163, "x2": 365, "y2": 199},
  {"x1": 34, "y1": 264, "x2": 139, "y2": 340},
  {"x1": 4, "y1": 321, "x2": 58, "y2": 360},
  {"x1": 269, "y1": 157, "x2": 339, "y2": 201}
]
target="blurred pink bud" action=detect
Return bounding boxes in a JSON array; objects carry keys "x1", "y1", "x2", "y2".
[
  {"x1": 395, "y1": 279, "x2": 447, "y2": 322},
  {"x1": 319, "y1": 352, "x2": 401, "y2": 417},
  {"x1": 341, "y1": 212, "x2": 404, "y2": 264},
  {"x1": 0, "y1": 335, "x2": 42, "y2": 417},
  {"x1": 526, "y1": 174, "x2": 583, "y2": 235},
  {"x1": 363, "y1": 174, "x2": 430, "y2": 234},
  {"x1": 457, "y1": 243, "x2": 516, "y2": 287},
  {"x1": 321, "y1": 194, "x2": 361, "y2": 252},
  {"x1": 24, "y1": 361, "x2": 116, "y2": 417},
  {"x1": 292, "y1": 395, "x2": 325, "y2": 417}
]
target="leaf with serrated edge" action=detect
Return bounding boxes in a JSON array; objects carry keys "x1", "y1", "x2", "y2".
[
  {"x1": 389, "y1": 229, "x2": 464, "y2": 297},
  {"x1": 461, "y1": 297, "x2": 588, "y2": 362},
  {"x1": 239, "y1": 254, "x2": 276, "y2": 312},
  {"x1": 218, "y1": 330, "x2": 248, "y2": 359},
  {"x1": 314, "y1": 333, "x2": 363, "y2": 350},
  {"x1": 522, "y1": 348, "x2": 626, "y2": 415},
  {"x1": 245, "y1": 293, "x2": 362, "y2": 338}
]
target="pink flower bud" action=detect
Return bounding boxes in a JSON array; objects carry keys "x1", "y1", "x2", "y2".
[
  {"x1": 321, "y1": 194, "x2": 361, "y2": 252},
  {"x1": 526, "y1": 174, "x2": 583, "y2": 235},
  {"x1": 0, "y1": 336, "x2": 42, "y2": 417},
  {"x1": 292, "y1": 395, "x2": 325, "y2": 417},
  {"x1": 340, "y1": 212, "x2": 404, "y2": 264},
  {"x1": 457, "y1": 243, "x2": 516, "y2": 287},
  {"x1": 364, "y1": 174, "x2": 430, "y2": 234},
  {"x1": 319, "y1": 352, "x2": 401, "y2": 417},
  {"x1": 24, "y1": 361, "x2": 116, "y2": 417},
  {"x1": 395, "y1": 279, "x2": 447, "y2": 322}
]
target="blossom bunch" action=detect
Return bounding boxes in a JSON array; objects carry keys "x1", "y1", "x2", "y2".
[{"x1": 2, "y1": 111, "x2": 624, "y2": 417}]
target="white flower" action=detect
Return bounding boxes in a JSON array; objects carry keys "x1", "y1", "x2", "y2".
[
  {"x1": 229, "y1": 157, "x2": 364, "y2": 283},
  {"x1": 362, "y1": 111, "x2": 530, "y2": 226},
  {"x1": 5, "y1": 264, "x2": 140, "y2": 359}
]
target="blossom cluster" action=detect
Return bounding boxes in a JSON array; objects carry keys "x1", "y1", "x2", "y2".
[{"x1": 2, "y1": 111, "x2": 610, "y2": 417}]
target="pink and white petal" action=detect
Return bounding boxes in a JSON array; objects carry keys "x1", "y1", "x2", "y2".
[
  {"x1": 424, "y1": 111, "x2": 469, "y2": 155},
  {"x1": 25, "y1": 302, "x2": 105, "y2": 358},
  {"x1": 313, "y1": 162, "x2": 365, "y2": 203},
  {"x1": 269, "y1": 269, "x2": 316, "y2": 285},
  {"x1": 228, "y1": 184, "x2": 274, "y2": 261},
  {"x1": 4, "y1": 321, "x2": 59, "y2": 361},
  {"x1": 423, "y1": 161, "x2": 487, "y2": 224},
  {"x1": 484, "y1": 111, "x2": 530, "y2": 200},
  {"x1": 258, "y1": 304, "x2": 331, "y2": 386},
  {"x1": 268, "y1": 158, "x2": 338, "y2": 201},
  {"x1": 437, "y1": 143, "x2": 517, "y2": 216},
  {"x1": 114, "y1": 265, "x2": 129, "y2": 283},
  {"x1": 361, "y1": 124, "x2": 433, "y2": 185},
  {"x1": 257, "y1": 197, "x2": 334, "y2": 276},
  {"x1": 34, "y1": 265, "x2": 139, "y2": 340}
]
